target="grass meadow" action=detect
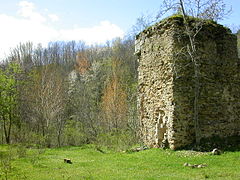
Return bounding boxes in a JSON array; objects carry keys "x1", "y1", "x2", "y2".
[{"x1": 0, "y1": 145, "x2": 240, "y2": 179}]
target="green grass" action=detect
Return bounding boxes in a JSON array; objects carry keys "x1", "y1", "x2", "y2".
[{"x1": 0, "y1": 145, "x2": 240, "y2": 179}]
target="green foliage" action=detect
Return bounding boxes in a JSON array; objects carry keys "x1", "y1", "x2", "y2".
[
  {"x1": 63, "y1": 120, "x2": 89, "y2": 146},
  {"x1": 15, "y1": 144, "x2": 27, "y2": 158},
  {"x1": 0, "y1": 63, "x2": 22, "y2": 144},
  {"x1": 95, "y1": 130, "x2": 138, "y2": 152},
  {"x1": 0, "y1": 149, "x2": 13, "y2": 180},
  {"x1": 0, "y1": 63, "x2": 21, "y2": 113}
]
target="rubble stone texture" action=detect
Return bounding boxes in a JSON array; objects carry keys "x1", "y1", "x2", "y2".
[{"x1": 136, "y1": 16, "x2": 240, "y2": 150}]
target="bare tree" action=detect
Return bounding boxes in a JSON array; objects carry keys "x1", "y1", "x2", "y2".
[
  {"x1": 130, "y1": 13, "x2": 155, "y2": 36},
  {"x1": 8, "y1": 42, "x2": 34, "y2": 71},
  {"x1": 157, "y1": 0, "x2": 231, "y2": 21},
  {"x1": 27, "y1": 65, "x2": 66, "y2": 146}
]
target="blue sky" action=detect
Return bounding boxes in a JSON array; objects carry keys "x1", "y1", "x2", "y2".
[
  {"x1": 0, "y1": 0, "x2": 239, "y2": 59},
  {"x1": 0, "y1": 0, "x2": 161, "y2": 31}
]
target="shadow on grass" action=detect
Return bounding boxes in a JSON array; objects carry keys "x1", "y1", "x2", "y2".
[{"x1": 182, "y1": 135, "x2": 240, "y2": 152}]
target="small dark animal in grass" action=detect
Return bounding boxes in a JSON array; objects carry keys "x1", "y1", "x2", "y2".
[
  {"x1": 212, "y1": 148, "x2": 221, "y2": 155},
  {"x1": 183, "y1": 163, "x2": 207, "y2": 168},
  {"x1": 64, "y1": 158, "x2": 72, "y2": 164}
]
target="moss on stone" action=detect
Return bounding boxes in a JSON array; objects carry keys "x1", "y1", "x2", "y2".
[{"x1": 136, "y1": 15, "x2": 231, "y2": 41}]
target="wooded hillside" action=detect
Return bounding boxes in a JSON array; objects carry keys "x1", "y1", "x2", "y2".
[{"x1": 0, "y1": 38, "x2": 139, "y2": 149}]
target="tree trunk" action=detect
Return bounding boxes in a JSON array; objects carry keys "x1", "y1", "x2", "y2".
[
  {"x1": 179, "y1": 0, "x2": 201, "y2": 145},
  {"x1": 194, "y1": 62, "x2": 200, "y2": 145},
  {"x1": 3, "y1": 116, "x2": 11, "y2": 144}
]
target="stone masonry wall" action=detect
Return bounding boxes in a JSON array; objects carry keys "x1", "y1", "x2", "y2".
[
  {"x1": 136, "y1": 24, "x2": 176, "y2": 149},
  {"x1": 136, "y1": 16, "x2": 240, "y2": 150}
]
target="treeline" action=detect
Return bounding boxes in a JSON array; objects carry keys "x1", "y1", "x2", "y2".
[{"x1": 0, "y1": 37, "x2": 139, "y2": 150}]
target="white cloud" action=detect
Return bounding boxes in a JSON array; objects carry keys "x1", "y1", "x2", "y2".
[
  {"x1": 59, "y1": 21, "x2": 124, "y2": 44},
  {"x1": 17, "y1": 1, "x2": 46, "y2": 23},
  {"x1": 0, "y1": 1, "x2": 124, "y2": 60},
  {"x1": 0, "y1": 13, "x2": 57, "y2": 59},
  {"x1": 48, "y1": 14, "x2": 59, "y2": 22}
]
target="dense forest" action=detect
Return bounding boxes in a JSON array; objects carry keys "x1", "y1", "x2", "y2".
[{"x1": 0, "y1": 35, "x2": 140, "y2": 150}]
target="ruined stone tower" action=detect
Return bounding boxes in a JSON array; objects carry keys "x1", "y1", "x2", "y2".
[{"x1": 136, "y1": 16, "x2": 240, "y2": 150}]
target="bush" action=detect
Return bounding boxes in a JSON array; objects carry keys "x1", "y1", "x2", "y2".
[
  {"x1": 0, "y1": 146, "x2": 15, "y2": 179},
  {"x1": 62, "y1": 121, "x2": 89, "y2": 146},
  {"x1": 95, "y1": 130, "x2": 138, "y2": 152},
  {"x1": 16, "y1": 145, "x2": 27, "y2": 158}
]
